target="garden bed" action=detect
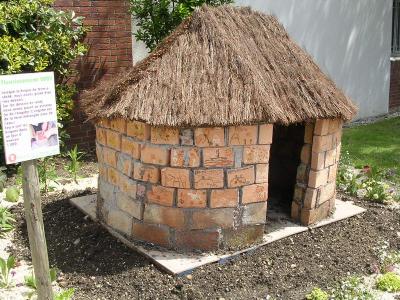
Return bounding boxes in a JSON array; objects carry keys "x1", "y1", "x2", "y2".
[{"x1": 8, "y1": 192, "x2": 400, "y2": 299}]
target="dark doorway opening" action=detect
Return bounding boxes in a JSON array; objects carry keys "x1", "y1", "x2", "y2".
[{"x1": 268, "y1": 123, "x2": 305, "y2": 215}]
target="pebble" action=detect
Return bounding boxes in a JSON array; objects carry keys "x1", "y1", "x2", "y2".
[{"x1": 186, "y1": 274, "x2": 193, "y2": 280}]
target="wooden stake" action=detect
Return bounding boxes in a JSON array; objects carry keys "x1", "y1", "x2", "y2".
[{"x1": 22, "y1": 160, "x2": 54, "y2": 300}]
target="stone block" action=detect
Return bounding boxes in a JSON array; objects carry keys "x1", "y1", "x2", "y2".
[
  {"x1": 311, "y1": 151, "x2": 326, "y2": 170},
  {"x1": 300, "y1": 144, "x2": 312, "y2": 164},
  {"x1": 242, "y1": 202, "x2": 267, "y2": 225},
  {"x1": 133, "y1": 162, "x2": 160, "y2": 184},
  {"x1": 327, "y1": 163, "x2": 338, "y2": 183},
  {"x1": 314, "y1": 119, "x2": 330, "y2": 136},
  {"x1": 243, "y1": 145, "x2": 270, "y2": 164},
  {"x1": 126, "y1": 120, "x2": 150, "y2": 141},
  {"x1": 210, "y1": 188, "x2": 238, "y2": 208},
  {"x1": 193, "y1": 169, "x2": 224, "y2": 189},
  {"x1": 300, "y1": 200, "x2": 330, "y2": 225},
  {"x1": 318, "y1": 182, "x2": 336, "y2": 205},
  {"x1": 180, "y1": 128, "x2": 194, "y2": 145},
  {"x1": 98, "y1": 163, "x2": 107, "y2": 180},
  {"x1": 177, "y1": 189, "x2": 207, "y2": 208},
  {"x1": 170, "y1": 147, "x2": 200, "y2": 167},
  {"x1": 191, "y1": 208, "x2": 235, "y2": 229},
  {"x1": 303, "y1": 187, "x2": 318, "y2": 209},
  {"x1": 96, "y1": 143, "x2": 103, "y2": 161},
  {"x1": 312, "y1": 134, "x2": 333, "y2": 152},
  {"x1": 242, "y1": 183, "x2": 268, "y2": 204},
  {"x1": 258, "y1": 124, "x2": 273, "y2": 144},
  {"x1": 194, "y1": 127, "x2": 225, "y2": 147},
  {"x1": 308, "y1": 168, "x2": 329, "y2": 188},
  {"x1": 161, "y1": 167, "x2": 191, "y2": 188},
  {"x1": 143, "y1": 204, "x2": 185, "y2": 229},
  {"x1": 228, "y1": 125, "x2": 258, "y2": 145},
  {"x1": 118, "y1": 174, "x2": 137, "y2": 196},
  {"x1": 132, "y1": 223, "x2": 170, "y2": 248},
  {"x1": 107, "y1": 208, "x2": 133, "y2": 236},
  {"x1": 97, "y1": 118, "x2": 110, "y2": 129},
  {"x1": 98, "y1": 178, "x2": 116, "y2": 205},
  {"x1": 291, "y1": 201, "x2": 301, "y2": 220},
  {"x1": 121, "y1": 136, "x2": 141, "y2": 160},
  {"x1": 304, "y1": 122, "x2": 314, "y2": 144},
  {"x1": 175, "y1": 230, "x2": 220, "y2": 251},
  {"x1": 151, "y1": 127, "x2": 180, "y2": 145},
  {"x1": 255, "y1": 164, "x2": 269, "y2": 183},
  {"x1": 103, "y1": 147, "x2": 117, "y2": 168},
  {"x1": 106, "y1": 129, "x2": 121, "y2": 150},
  {"x1": 141, "y1": 144, "x2": 170, "y2": 165},
  {"x1": 117, "y1": 153, "x2": 133, "y2": 177},
  {"x1": 107, "y1": 167, "x2": 119, "y2": 186},
  {"x1": 227, "y1": 166, "x2": 255, "y2": 187},
  {"x1": 116, "y1": 192, "x2": 142, "y2": 220},
  {"x1": 203, "y1": 147, "x2": 234, "y2": 167},
  {"x1": 96, "y1": 127, "x2": 107, "y2": 145},
  {"x1": 325, "y1": 148, "x2": 336, "y2": 167},
  {"x1": 146, "y1": 185, "x2": 175, "y2": 206},
  {"x1": 109, "y1": 118, "x2": 126, "y2": 133}
]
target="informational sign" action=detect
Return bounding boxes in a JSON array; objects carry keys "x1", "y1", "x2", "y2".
[{"x1": 0, "y1": 72, "x2": 59, "y2": 164}]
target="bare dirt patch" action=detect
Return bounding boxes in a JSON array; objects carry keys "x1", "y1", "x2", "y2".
[{"x1": 9, "y1": 193, "x2": 400, "y2": 300}]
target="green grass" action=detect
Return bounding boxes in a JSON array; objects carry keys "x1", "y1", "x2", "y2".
[{"x1": 341, "y1": 117, "x2": 400, "y2": 183}]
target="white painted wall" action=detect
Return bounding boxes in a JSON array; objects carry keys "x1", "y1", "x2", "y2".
[{"x1": 132, "y1": 0, "x2": 393, "y2": 119}]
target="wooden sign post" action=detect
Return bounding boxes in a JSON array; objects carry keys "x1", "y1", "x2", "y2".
[
  {"x1": 0, "y1": 72, "x2": 61, "y2": 299},
  {"x1": 22, "y1": 160, "x2": 54, "y2": 299}
]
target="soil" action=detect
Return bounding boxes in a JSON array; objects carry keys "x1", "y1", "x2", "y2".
[{"x1": 9, "y1": 193, "x2": 400, "y2": 300}]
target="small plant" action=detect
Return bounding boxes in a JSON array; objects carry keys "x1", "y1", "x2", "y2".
[
  {"x1": 0, "y1": 166, "x2": 7, "y2": 192},
  {"x1": 0, "y1": 255, "x2": 15, "y2": 288},
  {"x1": 24, "y1": 267, "x2": 58, "y2": 290},
  {"x1": 373, "y1": 241, "x2": 400, "y2": 274},
  {"x1": 376, "y1": 272, "x2": 400, "y2": 292},
  {"x1": 5, "y1": 186, "x2": 20, "y2": 202},
  {"x1": 65, "y1": 145, "x2": 85, "y2": 183},
  {"x1": 54, "y1": 288, "x2": 75, "y2": 300},
  {"x1": 362, "y1": 179, "x2": 392, "y2": 203},
  {"x1": 330, "y1": 276, "x2": 373, "y2": 300},
  {"x1": 0, "y1": 206, "x2": 15, "y2": 236},
  {"x1": 38, "y1": 158, "x2": 58, "y2": 193},
  {"x1": 306, "y1": 287, "x2": 328, "y2": 300}
]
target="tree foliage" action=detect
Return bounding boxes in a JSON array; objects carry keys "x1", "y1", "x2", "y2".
[
  {"x1": 130, "y1": 0, "x2": 233, "y2": 51},
  {"x1": 0, "y1": 0, "x2": 87, "y2": 153}
]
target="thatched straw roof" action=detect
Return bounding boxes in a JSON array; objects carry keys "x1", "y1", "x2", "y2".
[{"x1": 82, "y1": 5, "x2": 357, "y2": 126}]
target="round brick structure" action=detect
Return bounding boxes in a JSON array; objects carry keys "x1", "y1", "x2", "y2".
[{"x1": 95, "y1": 118, "x2": 342, "y2": 251}]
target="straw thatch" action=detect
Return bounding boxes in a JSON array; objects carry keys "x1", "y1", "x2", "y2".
[{"x1": 82, "y1": 5, "x2": 357, "y2": 127}]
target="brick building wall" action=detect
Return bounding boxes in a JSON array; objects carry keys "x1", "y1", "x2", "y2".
[
  {"x1": 54, "y1": 0, "x2": 133, "y2": 149},
  {"x1": 390, "y1": 60, "x2": 400, "y2": 111}
]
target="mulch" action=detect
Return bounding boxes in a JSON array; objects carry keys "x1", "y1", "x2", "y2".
[{"x1": 9, "y1": 192, "x2": 400, "y2": 300}]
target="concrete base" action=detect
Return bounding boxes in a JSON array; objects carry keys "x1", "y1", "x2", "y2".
[{"x1": 70, "y1": 195, "x2": 366, "y2": 275}]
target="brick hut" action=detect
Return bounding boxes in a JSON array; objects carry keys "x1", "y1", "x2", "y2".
[{"x1": 82, "y1": 5, "x2": 357, "y2": 251}]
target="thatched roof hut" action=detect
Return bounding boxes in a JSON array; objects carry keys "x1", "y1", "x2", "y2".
[{"x1": 82, "y1": 5, "x2": 356, "y2": 127}]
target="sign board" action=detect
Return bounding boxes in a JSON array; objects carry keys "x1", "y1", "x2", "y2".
[{"x1": 0, "y1": 72, "x2": 59, "y2": 164}]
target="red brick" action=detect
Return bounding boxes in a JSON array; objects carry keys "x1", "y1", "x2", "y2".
[
  {"x1": 141, "y1": 144, "x2": 170, "y2": 166},
  {"x1": 175, "y1": 230, "x2": 220, "y2": 251},
  {"x1": 107, "y1": 167, "x2": 119, "y2": 185},
  {"x1": 132, "y1": 223, "x2": 170, "y2": 247},
  {"x1": 318, "y1": 182, "x2": 336, "y2": 204},
  {"x1": 243, "y1": 145, "x2": 270, "y2": 164},
  {"x1": 121, "y1": 137, "x2": 141, "y2": 160},
  {"x1": 126, "y1": 120, "x2": 150, "y2": 141},
  {"x1": 106, "y1": 129, "x2": 121, "y2": 150},
  {"x1": 227, "y1": 166, "x2": 255, "y2": 187},
  {"x1": 109, "y1": 118, "x2": 126, "y2": 133},
  {"x1": 258, "y1": 124, "x2": 273, "y2": 144},
  {"x1": 96, "y1": 127, "x2": 107, "y2": 145},
  {"x1": 194, "y1": 127, "x2": 225, "y2": 147},
  {"x1": 308, "y1": 168, "x2": 329, "y2": 188},
  {"x1": 103, "y1": 147, "x2": 117, "y2": 167},
  {"x1": 170, "y1": 148, "x2": 200, "y2": 167},
  {"x1": 303, "y1": 187, "x2": 318, "y2": 209},
  {"x1": 133, "y1": 162, "x2": 160, "y2": 184},
  {"x1": 143, "y1": 204, "x2": 185, "y2": 229},
  {"x1": 210, "y1": 189, "x2": 238, "y2": 208},
  {"x1": 203, "y1": 147, "x2": 234, "y2": 167},
  {"x1": 177, "y1": 189, "x2": 207, "y2": 208},
  {"x1": 194, "y1": 169, "x2": 224, "y2": 189},
  {"x1": 300, "y1": 200, "x2": 330, "y2": 225},
  {"x1": 255, "y1": 164, "x2": 269, "y2": 183},
  {"x1": 228, "y1": 125, "x2": 258, "y2": 145},
  {"x1": 151, "y1": 127, "x2": 180, "y2": 145},
  {"x1": 242, "y1": 183, "x2": 268, "y2": 204},
  {"x1": 146, "y1": 185, "x2": 175, "y2": 206},
  {"x1": 161, "y1": 168, "x2": 191, "y2": 188},
  {"x1": 118, "y1": 174, "x2": 137, "y2": 196}
]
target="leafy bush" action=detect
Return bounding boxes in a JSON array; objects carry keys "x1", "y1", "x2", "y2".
[
  {"x1": 54, "y1": 288, "x2": 75, "y2": 300},
  {"x1": 0, "y1": 206, "x2": 14, "y2": 236},
  {"x1": 306, "y1": 287, "x2": 328, "y2": 300},
  {"x1": 0, "y1": 0, "x2": 88, "y2": 155},
  {"x1": 130, "y1": 0, "x2": 233, "y2": 51},
  {"x1": 376, "y1": 272, "x2": 400, "y2": 292},
  {"x1": 362, "y1": 179, "x2": 392, "y2": 203}
]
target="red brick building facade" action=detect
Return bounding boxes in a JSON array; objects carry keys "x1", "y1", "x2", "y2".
[
  {"x1": 390, "y1": 60, "x2": 400, "y2": 111},
  {"x1": 54, "y1": 0, "x2": 133, "y2": 149}
]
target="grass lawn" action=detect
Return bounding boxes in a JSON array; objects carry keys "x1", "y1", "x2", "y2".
[{"x1": 341, "y1": 116, "x2": 400, "y2": 182}]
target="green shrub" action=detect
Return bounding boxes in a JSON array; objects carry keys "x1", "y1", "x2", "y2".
[
  {"x1": 0, "y1": 206, "x2": 14, "y2": 236},
  {"x1": 130, "y1": 0, "x2": 233, "y2": 51},
  {"x1": 5, "y1": 186, "x2": 19, "y2": 202},
  {"x1": 0, "y1": 0, "x2": 88, "y2": 156},
  {"x1": 376, "y1": 272, "x2": 400, "y2": 292},
  {"x1": 306, "y1": 287, "x2": 328, "y2": 300},
  {"x1": 330, "y1": 277, "x2": 373, "y2": 300}
]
